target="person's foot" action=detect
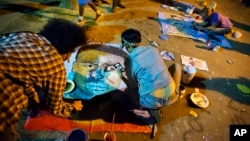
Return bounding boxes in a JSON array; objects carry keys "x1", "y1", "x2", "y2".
[
  {"x1": 117, "y1": 4, "x2": 126, "y2": 8},
  {"x1": 101, "y1": 0, "x2": 110, "y2": 4},
  {"x1": 78, "y1": 16, "x2": 83, "y2": 22},
  {"x1": 94, "y1": 11, "x2": 103, "y2": 21},
  {"x1": 94, "y1": 2, "x2": 101, "y2": 6},
  {"x1": 77, "y1": 16, "x2": 85, "y2": 24}
]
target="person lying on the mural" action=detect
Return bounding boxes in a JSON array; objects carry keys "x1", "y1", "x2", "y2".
[
  {"x1": 0, "y1": 18, "x2": 85, "y2": 141},
  {"x1": 63, "y1": 47, "x2": 125, "y2": 100},
  {"x1": 113, "y1": 28, "x2": 182, "y2": 135},
  {"x1": 192, "y1": 7, "x2": 233, "y2": 36}
]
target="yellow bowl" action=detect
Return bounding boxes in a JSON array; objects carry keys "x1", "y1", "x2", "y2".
[{"x1": 190, "y1": 93, "x2": 209, "y2": 108}]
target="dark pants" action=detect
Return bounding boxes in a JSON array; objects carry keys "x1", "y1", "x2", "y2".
[
  {"x1": 112, "y1": 90, "x2": 159, "y2": 125},
  {"x1": 0, "y1": 126, "x2": 18, "y2": 141},
  {"x1": 242, "y1": 0, "x2": 250, "y2": 6}
]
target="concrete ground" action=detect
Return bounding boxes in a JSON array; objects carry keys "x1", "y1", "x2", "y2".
[{"x1": 0, "y1": 0, "x2": 250, "y2": 140}]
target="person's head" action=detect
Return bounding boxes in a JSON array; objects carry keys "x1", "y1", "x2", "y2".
[
  {"x1": 40, "y1": 18, "x2": 86, "y2": 59},
  {"x1": 200, "y1": 7, "x2": 214, "y2": 18},
  {"x1": 121, "y1": 28, "x2": 141, "y2": 53}
]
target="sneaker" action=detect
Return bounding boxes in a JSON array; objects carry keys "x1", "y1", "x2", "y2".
[{"x1": 78, "y1": 16, "x2": 83, "y2": 22}]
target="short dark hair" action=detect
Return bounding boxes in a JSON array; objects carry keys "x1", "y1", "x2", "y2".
[
  {"x1": 40, "y1": 18, "x2": 86, "y2": 54},
  {"x1": 121, "y1": 28, "x2": 141, "y2": 44}
]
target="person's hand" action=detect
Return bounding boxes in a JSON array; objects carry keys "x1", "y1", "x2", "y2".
[
  {"x1": 72, "y1": 100, "x2": 83, "y2": 111},
  {"x1": 132, "y1": 109, "x2": 151, "y2": 118}
]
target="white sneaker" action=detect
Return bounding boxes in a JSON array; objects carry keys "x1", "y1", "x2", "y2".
[{"x1": 78, "y1": 16, "x2": 83, "y2": 22}]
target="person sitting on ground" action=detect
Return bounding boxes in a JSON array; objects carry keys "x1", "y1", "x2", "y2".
[
  {"x1": 78, "y1": 0, "x2": 103, "y2": 23},
  {"x1": 192, "y1": 7, "x2": 233, "y2": 35},
  {"x1": 0, "y1": 18, "x2": 85, "y2": 141},
  {"x1": 114, "y1": 29, "x2": 182, "y2": 129},
  {"x1": 111, "y1": 0, "x2": 126, "y2": 13}
]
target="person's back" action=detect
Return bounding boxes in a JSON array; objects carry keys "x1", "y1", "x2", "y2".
[
  {"x1": 126, "y1": 46, "x2": 173, "y2": 96},
  {"x1": 0, "y1": 18, "x2": 85, "y2": 141},
  {"x1": 209, "y1": 12, "x2": 233, "y2": 28}
]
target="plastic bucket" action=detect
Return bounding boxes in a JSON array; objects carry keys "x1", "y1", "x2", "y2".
[
  {"x1": 65, "y1": 128, "x2": 88, "y2": 141},
  {"x1": 181, "y1": 64, "x2": 197, "y2": 84}
]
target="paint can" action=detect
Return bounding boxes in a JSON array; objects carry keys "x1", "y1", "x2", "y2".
[
  {"x1": 65, "y1": 128, "x2": 88, "y2": 141},
  {"x1": 64, "y1": 80, "x2": 75, "y2": 93},
  {"x1": 181, "y1": 64, "x2": 197, "y2": 84},
  {"x1": 104, "y1": 132, "x2": 117, "y2": 141}
]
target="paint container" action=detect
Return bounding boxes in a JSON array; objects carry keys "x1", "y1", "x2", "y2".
[
  {"x1": 104, "y1": 132, "x2": 117, "y2": 141},
  {"x1": 64, "y1": 80, "x2": 75, "y2": 93},
  {"x1": 181, "y1": 64, "x2": 197, "y2": 84},
  {"x1": 186, "y1": 5, "x2": 195, "y2": 15},
  {"x1": 232, "y1": 31, "x2": 242, "y2": 39},
  {"x1": 104, "y1": 113, "x2": 116, "y2": 141},
  {"x1": 65, "y1": 128, "x2": 88, "y2": 141}
]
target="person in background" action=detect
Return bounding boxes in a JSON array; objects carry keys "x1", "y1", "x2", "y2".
[
  {"x1": 192, "y1": 7, "x2": 233, "y2": 35},
  {"x1": 0, "y1": 18, "x2": 85, "y2": 141},
  {"x1": 93, "y1": 0, "x2": 110, "y2": 6},
  {"x1": 78, "y1": 0, "x2": 103, "y2": 23},
  {"x1": 114, "y1": 29, "x2": 182, "y2": 135},
  {"x1": 111, "y1": 0, "x2": 126, "y2": 13}
]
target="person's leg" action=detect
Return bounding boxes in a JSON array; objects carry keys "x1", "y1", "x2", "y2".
[
  {"x1": 117, "y1": 0, "x2": 126, "y2": 8},
  {"x1": 207, "y1": 27, "x2": 232, "y2": 35},
  {"x1": 111, "y1": 0, "x2": 118, "y2": 12},
  {"x1": 78, "y1": 5, "x2": 84, "y2": 22},
  {"x1": 88, "y1": 2, "x2": 103, "y2": 20},
  {"x1": 172, "y1": 63, "x2": 182, "y2": 94},
  {"x1": 168, "y1": 63, "x2": 182, "y2": 94},
  {"x1": 101, "y1": 0, "x2": 110, "y2": 4}
]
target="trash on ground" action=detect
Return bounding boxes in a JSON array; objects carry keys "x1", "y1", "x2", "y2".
[
  {"x1": 236, "y1": 84, "x2": 250, "y2": 94},
  {"x1": 159, "y1": 34, "x2": 168, "y2": 40},
  {"x1": 232, "y1": 31, "x2": 242, "y2": 39},
  {"x1": 160, "y1": 51, "x2": 174, "y2": 61},
  {"x1": 181, "y1": 55, "x2": 209, "y2": 71},
  {"x1": 227, "y1": 60, "x2": 233, "y2": 64},
  {"x1": 189, "y1": 109, "x2": 198, "y2": 117},
  {"x1": 144, "y1": 36, "x2": 159, "y2": 47}
]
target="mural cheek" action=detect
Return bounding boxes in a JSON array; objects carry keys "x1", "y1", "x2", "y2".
[{"x1": 105, "y1": 71, "x2": 122, "y2": 88}]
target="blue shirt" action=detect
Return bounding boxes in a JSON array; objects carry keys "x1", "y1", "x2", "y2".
[
  {"x1": 125, "y1": 46, "x2": 174, "y2": 96},
  {"x1": 208, "y1": 12, "x2": 233, "y2": 28}
]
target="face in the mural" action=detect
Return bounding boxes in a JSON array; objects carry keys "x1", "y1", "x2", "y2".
[{"x1": 72, "y1": 49, "x2": 122, "y2": 96}]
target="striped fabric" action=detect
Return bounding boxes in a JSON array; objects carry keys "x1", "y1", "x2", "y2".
[{"x1": 0, "y1": 32, "x2": 74, "y2": 132}]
